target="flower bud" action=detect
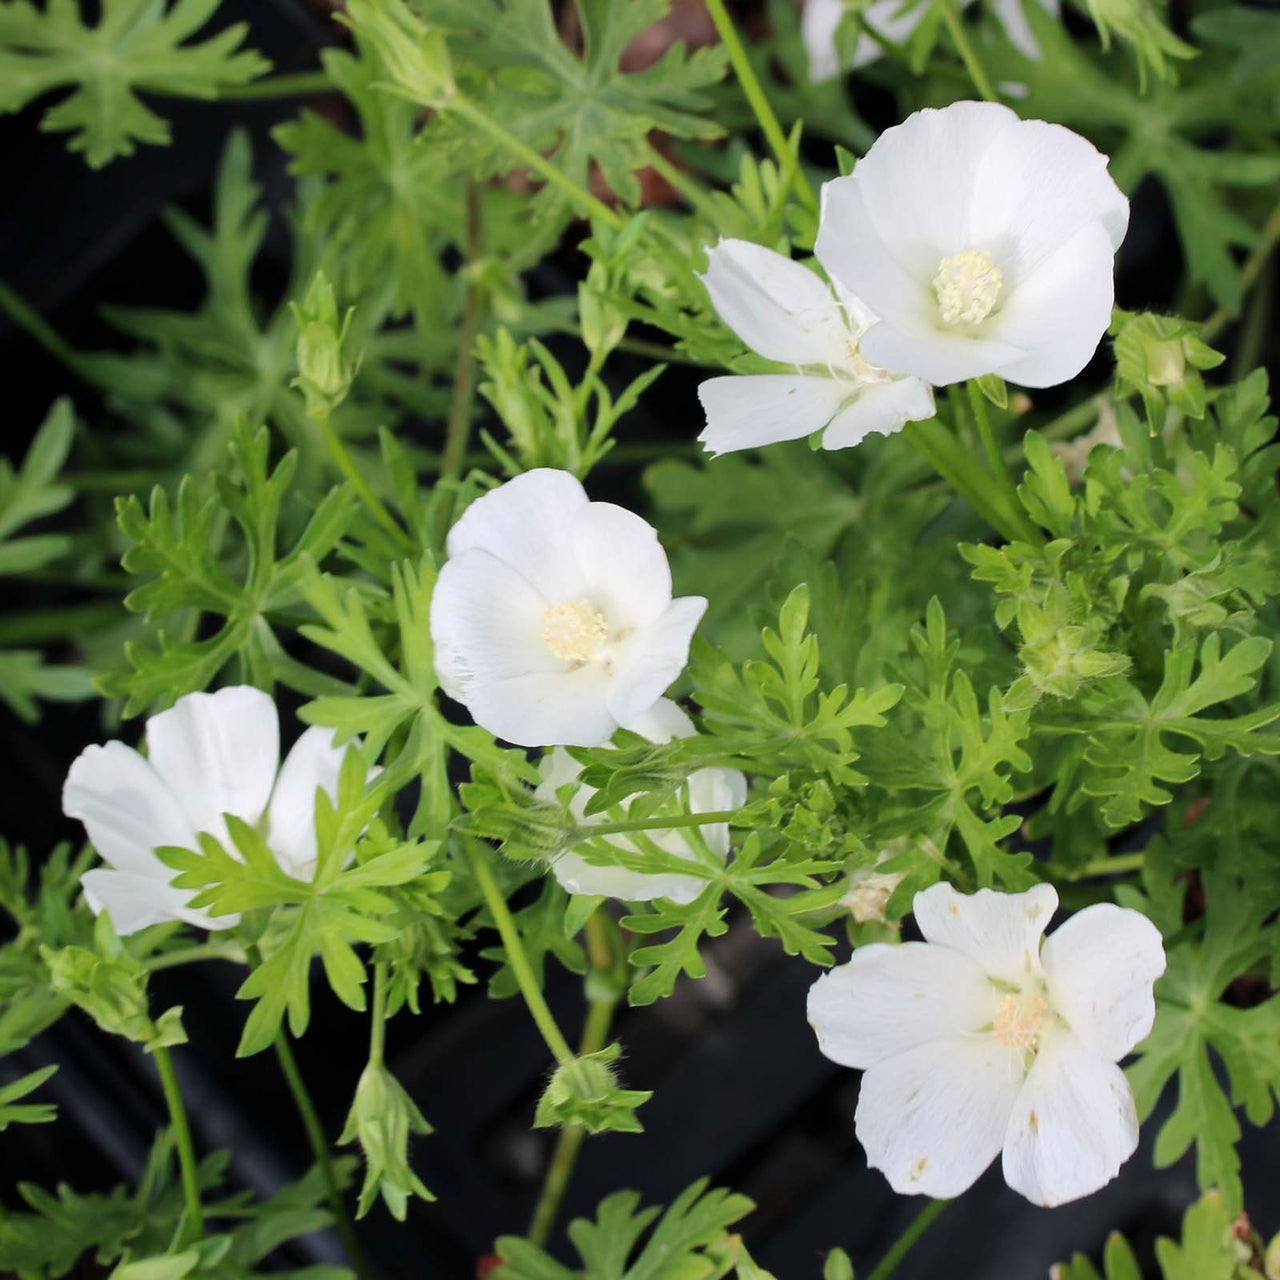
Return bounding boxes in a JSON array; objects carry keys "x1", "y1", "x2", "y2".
[
  {"x1": 290, "y1": 273, "x2": 358, "y2": 418},
  {"x1": 344, "y1": 0, "x2": 455, "y2": 108},
  {"x1": 340, "y1": 1061, "x2": 435, "y2": 1219},
  {"x1": 534, "y1": 1043, "x2": 652, "y2": 1134}
]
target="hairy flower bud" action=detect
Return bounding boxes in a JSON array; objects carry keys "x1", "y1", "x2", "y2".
[{"x1": 534, "y1": 1043, "x2": 652, "y2": 1134}]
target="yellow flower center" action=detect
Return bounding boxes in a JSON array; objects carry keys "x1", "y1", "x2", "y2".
[
  {"x1": 541, "y1": 602, "x2": 609, "y2": 664},
  {"x1": 991, "y1": 991, "x2": 1051, "y2": 1052},
  {"x1": 933, "y1": 249, "x2": 1003, "y2": 326}
]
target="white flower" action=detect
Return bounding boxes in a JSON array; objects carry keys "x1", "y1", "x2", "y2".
[
  {"x1": 807, "y1": 882, "x2": 1165, "y2": 1206},
  {"x1": 430, "y1": 469, "x2": 706, "y2": 748},
  {"x1": 537, "y1": 699, "x2": 747, "y2": 903},
  {"x1": 802, "y1": 0, "x2": 1059, "y2": 82},
  {"x1": 697, "y1": 238, "x2": 934, "y2": 456},
  {"x1": 815, "y1": 101, "x2": 1129, "y2": 389},
  {"x1": 62, "y1": 687, "x2": 356, "y2": 936}
]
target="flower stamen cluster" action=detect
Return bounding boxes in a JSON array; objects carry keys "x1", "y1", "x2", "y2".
[{"x1": 932, "y1": 249, "x2": 1004, "y2": 326}]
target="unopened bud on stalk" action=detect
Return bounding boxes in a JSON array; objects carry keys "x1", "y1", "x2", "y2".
[{"x1": 290, "y1": 272, "x2": 358, "y2": 418}]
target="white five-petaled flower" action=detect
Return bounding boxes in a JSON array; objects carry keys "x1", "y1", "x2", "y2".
[
  {"x1": 697, "y1": 238, "x2": 935, "y2": 457},
  {"x1": 816, "y1": 101, "x2": 1129, "y2": 389},
  {"x1": 429, "y1": 469, "x2": 706, "y2": 748},
  {"x1": 802, "y1": 0, "x2": 1059, "y2": 82},
  {"x1": 807, "y1": 882, "x2": 1165, "y2": 1206},
  {"x1": 536, "y1": 698, "x2": 747, "y2": 904},
  {"x1": 62, "y1": 687, "x2": 358, "y2": 935}
]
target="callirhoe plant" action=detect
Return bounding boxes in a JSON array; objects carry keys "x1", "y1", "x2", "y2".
[{"x1": 2, "y1": 0, "x2": 1280, "y2": 1276}]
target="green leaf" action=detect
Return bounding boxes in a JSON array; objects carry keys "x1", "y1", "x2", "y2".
[
  {"x1": 0, "y1": 0, "x2": 270, "y2": 167},
  {"x1": 0, "y1": 398, "x2": 74, "y2": 571},
  {"x1": 0, "y1": 1063, "x2": 58, "y2": 1131}
]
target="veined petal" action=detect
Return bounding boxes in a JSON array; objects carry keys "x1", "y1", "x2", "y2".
[
  {"x1": 430, "y1": 547, "x2": 560, "y2": 701},
  {"x1": 80, "y1": 867, "x2": 236, "y2": 936},
  {"x1": 266, "y1": 726, "x2": 350, "y2": 879},
  {"x1": 607, "y1": 596, "x2": 707, "y2": 729},
  {"x1": 987, "y1": 221, "x2": 1116, "y2": 388},
  {"x1": 821, "y1": 377, "x2": 935, "y2": 449},
  {"x1": 445, "y1": 469, "x2": 589, "y2": 603},
  {"x1": 808, "y1": 941, "x2": 998, "y2": 1069},
  {"x1": 698, "y1": 374, "x2": 848, "y2": 456},
  {"x1": 702, "y1": 239, "x2": 850, "y2": 366},
  {"x1": 146, "y1": 687, "x2": 279, "y2": 845},
  {"x1": 913, "y1": 882, "x2": 1057, "y2": 987},
  {"x1": 1001, "y1": 1030, "x2": 1139, "y2": 1206},
  {"x1": 1041, "y1": 903, "x2": 1165, "y2": 1061},
  {"x1": 466, "y1": 667, "x2": 617, "y2": 748},
  {"x1": 856, "y1": 1035, "x2": 1023, "y2": 1198},
  {"x1": 62, "y1": 742, "x2": 196, "y2": 880},
  {"x1": 570, "y1": 501, "x2": 673, "y2": 631}
]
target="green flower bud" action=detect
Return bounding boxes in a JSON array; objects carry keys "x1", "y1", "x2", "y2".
[
  {"x1": 290, "y1": 272, "x2": 358, "y2": 419},
  {"x1": 340, "y1": 1061, "x2": 435, "y2": 1220},
  {"x1": 534, "y1": 1043, "x2": 652, "y2": 1134},
  {"x1": 1083, "y1": 0, "x2": 1196, "y2": 86},
  {"x1": 343, "y1": 0, "x2": 455, "y2": 108}
]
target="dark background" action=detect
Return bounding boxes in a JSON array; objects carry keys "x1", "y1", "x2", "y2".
[{"x1": 2, "y1": 1, "x2": 1278, "y2": 1276}]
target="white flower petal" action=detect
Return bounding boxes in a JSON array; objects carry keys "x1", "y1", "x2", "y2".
[
  {"x1": 570, "y1": 501, "x2": 673, "y2": 630},
  {"x1": 627, "y1": 697, "x2": 695, "y2": 743},
  {"x1": 701, "y1": 239, "x2": 851, "y2": 366},
  {"x1": 146, "y1": 687, "x2": 279, "y2": 845},
  {"x1": 821, "y1": 376, "x2": 935, "y2": 449},
  {"x1": 550, "y1": 838, "x2": 708, "y2": 905},
  {"x1": 265, "y1": 727, "x2": 349, "y2": 879},
  {"x1": 698, "y1": 374, "x2": 848, "y2": 456},
  {"x1": 685, "y1": 766, "x2": 748, "y2": 856},
  {"x1": 430, "y1": 548, "x2": 559, "y2": 701},
  {"x1": 1041, "y1": 903, "x2": 1165, "y2": 1060},
  {"x1": 80, "y1": 867, "x2": 235, "y2": 935},
  {"x1": 856, "y1": 1035, "x2": 1023, "y2": 1198},
  {"x1": 970, "y1": 118, "x2": 1128, "y2": 283},
  {"x1": 807, "y1": 941, "x2": 998, "y2": 1069},
  {"x1": 993, "y1": 0, "x2": 1060, "y2": 59},
  {"x1": 913, "y1": 882, "x2": 1058, "y2": 986},
  {"x1": 1001, "y1": 1030, "x2": 1139, "y2": 1206},
  {"x1": 445, "y1": 469, "x2": 589, "y2": 602},
  {"x1": 987, "y1": 221, "x2": 1116, "y2": 387},
  {"x1": 802, "y1": 0, "x2": 845, "y2": 80},
  {"x1": 62, "y1": 742, "x2": 196, "y2": 879},
  {"x1": 466, "y1": 667, "x2": 617, "y2": 748},
  {"x1": 607, "y1": 596, "x2": 707, "y2": 729}
]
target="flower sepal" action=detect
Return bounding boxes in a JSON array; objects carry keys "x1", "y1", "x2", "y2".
[{"x1": 534, "y1": 1043, "x2": 652, "y2": 1135}]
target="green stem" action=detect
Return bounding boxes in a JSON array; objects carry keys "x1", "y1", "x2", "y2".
[
  {"x1": 1203, "y1": 193, "x2": 1280, "y2": 342},
  {"x1": 466, "y1": 842, "x2": 574, "y2": 1064},
  {"x1": 701, "y1": 0, "x2": 819, "y2": 212},
  {"x1": 214, "y1": 70, "x2": 335, "y2": 100},
  {"x1": 527, "y1": 911, "x2": 624, "y2": 1248},
  {"x1": 369, "y1": 960, "x2": 389, "y2": 1068},
  {"x1": 153, "y1": 1045, "x2": 204, "y2": 1244},
  {"x1": 579, "y1": 809, "x2": 740, "y2": 837},
  {"x1": 1076, "y1": 852, "x2": 1145, "y2": 879},
  {"x1": 934, "y1": 0, "x2": 999, "y2": 102},
  {"x1": 273, "y1": 1033, "x2": 372, "y2": 1280},
  {"x1": 866, "y1": 1199, "x2": 948, "y2": 1280},
  {"x1": 145, "y1": 941, "x2": 246, "y2": 972},
  {"x1": 966, "y1": 382, "x2": 1040, "y2": 544},
  {"x1": 450, "y1": 96, "x2": 624, "y2": 230},
  {"x1": 904, "y1": 419, "x2": 1023, "y2": 543},
  {"x1": 440, "y1": 183, "x2": 485, "y2": 486},
  {"x1": 313, "y1": 409, "x2": 408, "y2": 549}
]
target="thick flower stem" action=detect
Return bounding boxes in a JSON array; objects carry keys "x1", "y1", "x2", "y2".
[
  {"x1": 215, "y1": 70, "x2": 334, "y2": 101},
  {"x1": 314, "y1": 407, "x2": 409, "y2": 550},
  {"x1": 702, "y1": 0, "x2": 819, "y2": 213},
  {"x1": 866, "y1": 1199, "x2": 948, "y2": 1280},
  {"x1": 273, "y1": 1033, "x2": 372, "y2": 1280},
  {"x1": 369, "y1": 960, "x2": 390, "y2": 1068},
  {"x1": 440, "y1": 182, "x2": 485, "y2": 487},
  {"x1": 933, "y1": 0, "x2": 999, "y2": 103},
  {"x1": 153, "y1": 1045, "x2": 204, "y2": 1244},
  {"x1": 466, "y1": 840, "x2": 575, "y2": 1065},
  {"x1": 449, "y1": 97, "x2": 624, "y2": 231},
  {"x1": 144, "y1": 941, "x2": 246, "y2": 972},
  {"x1": 966, "y1": 382, "x2": 1042, "y2": 545},
  {"x1": 527, "y1": 911, "x2": 624, "y2": 1248},
  {"x1": 582, "y1": 808, "x2": 740, "y2": 837}
]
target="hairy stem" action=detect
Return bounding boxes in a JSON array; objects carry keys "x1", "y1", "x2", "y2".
[
  {"x1": 144, "y1": 941, "x2": 246, "y2": 972},
  {"x1": 934, "y1": 0, "x2": 999, "y2": 102},
  {"x1": 702, "y1": 0, "x2": 819, "y2": 212},
  {"x1": 153, "y1": 1046, "x2": 204, "y2": 1244},
  {"x1": 214, "y1": 71, "x2": 334, "y2": 101},
  {"x1": 369, "y1": 960, "x2": 390, "y2": 1068},
  {"x1": 274, "y1": 1033, "x2": 372, "y2": 1280},
  {"x1": 1076, "y1": 851, "x2": 1146, "y2": 879},
  {"x1": 866, "y1": 1199, "x2": 948, "y2": 1280},
  {"x1": 527, "y1": 911, "x2": 624, "y2": 1247},
  {"x1": 450, "y1": 97, "x2": 624, "y2": 230},
  {"x1": 466, "y1": 841, "x2": 575, "y2": 1064},
  {"x1": 440, "y1": 183, "x2": 485, "y2": 486},
  {"x1": 579, "y1": 809, "x2": 740, "y2": 837}
]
